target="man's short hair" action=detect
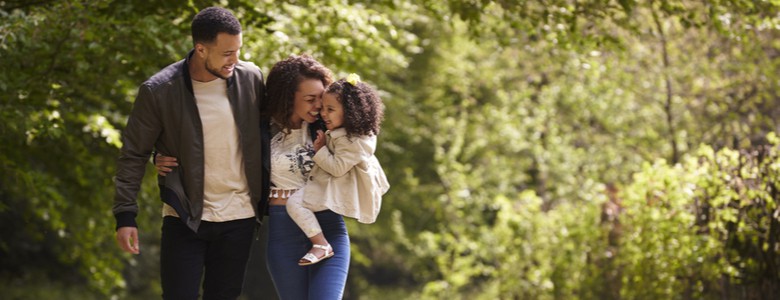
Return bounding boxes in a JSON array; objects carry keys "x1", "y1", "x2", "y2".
[{"x1": 191, "y1": 7, "x2": 242, "y2": 45}]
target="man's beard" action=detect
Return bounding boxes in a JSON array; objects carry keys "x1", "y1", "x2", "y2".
[{"x1": 205, "y1": 60, "x2": 231, "y2": 80}]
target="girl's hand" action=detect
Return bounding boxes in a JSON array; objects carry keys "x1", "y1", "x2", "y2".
[
  {"x1": 313, "y1": 130, "x2": 326, "y2": 152},
  {"x1": 155, "y1": 154, "x2": 178, "y2": 176}
]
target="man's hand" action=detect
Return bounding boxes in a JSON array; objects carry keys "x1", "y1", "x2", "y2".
[
  {"x1": 116, "y1": 227, "x2": 140, "y2": 254},
  {"x1": 155, "y1": 154, "x2": 178, "y2": 176}
]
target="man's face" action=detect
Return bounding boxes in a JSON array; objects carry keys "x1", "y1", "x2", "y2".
[{"x1": 198, "y1": 32, "x2": 241, "y2": 80}]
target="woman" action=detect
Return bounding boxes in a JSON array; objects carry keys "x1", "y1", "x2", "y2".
[{"x1": 156, "y1": 54, "x2": 349, "y2": 299}]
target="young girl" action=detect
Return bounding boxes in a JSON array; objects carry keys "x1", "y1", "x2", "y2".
[{"x1": 286, "y1": 73, "x2": 390, "y2": 266}]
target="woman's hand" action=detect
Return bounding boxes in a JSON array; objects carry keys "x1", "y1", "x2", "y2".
[
  {"x1": 155, "y1": 154, "x2": 178, "y2": 176},
  {"x1": 313, "y1": 130, "x2": 326, "y2": 152}
]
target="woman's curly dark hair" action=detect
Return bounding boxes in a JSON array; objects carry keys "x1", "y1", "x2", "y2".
[
  {"x1": 265, "y1": 54, "x2": 333, "y2": 131},
  {"x1": 325, "y1": 78, "x2": 384, "y2": 137}
]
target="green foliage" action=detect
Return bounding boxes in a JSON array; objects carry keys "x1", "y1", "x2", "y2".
[
  {"x1": 0, "y1": 0, "x2": 190, "y2": 296},
  {"x1": 616, "y1": 136, "x2": 780, "y2": 299},
  {"x1": 368, "y1": 0, "x2": 780, "y2": 298},
  {"x1": 1, "y1": 0, "x2": 779, "y2": 299}
]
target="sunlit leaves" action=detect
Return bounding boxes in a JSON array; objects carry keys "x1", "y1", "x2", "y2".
[
  {"x1": 617, "y1": 135, "x2": 780, "y2": 299},
  {"x1": 241, "y1": 0, "x2": 415, "y2": 81},
  {"x1": 2, "y1": 0, "x2": 779, "y2": 298},
  {"x1": 374, "y1": 1, "x2": 780, "y2": 298}
]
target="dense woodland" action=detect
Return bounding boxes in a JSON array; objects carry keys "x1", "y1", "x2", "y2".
[{"x1": 1, "y1": 0, "x2": 779, "y2": 299}]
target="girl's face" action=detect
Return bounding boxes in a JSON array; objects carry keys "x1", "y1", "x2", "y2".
[
  {"x1": 289, "y1": 78, "x2": 324, "y2": 128},
  {"x1": 321, "y1": 92, "x2": 344, "y2": 131}
]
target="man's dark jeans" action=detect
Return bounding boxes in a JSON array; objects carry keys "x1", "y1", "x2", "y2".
[{"x1": 160, "y1": 216, "x2": 255, "y2": 300}]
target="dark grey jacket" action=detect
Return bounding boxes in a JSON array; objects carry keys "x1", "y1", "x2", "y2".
[{"x1": 113, "y1": 51, "x2": 269, "y2": 232}]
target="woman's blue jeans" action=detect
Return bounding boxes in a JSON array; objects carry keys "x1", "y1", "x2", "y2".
[{"x1": 266, "y1": 205, "x2": 350, "y2": 300}]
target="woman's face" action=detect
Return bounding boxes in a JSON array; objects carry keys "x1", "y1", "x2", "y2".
[
  {"x1": 320, "y1": 92, "x2": 344, "y2": 131},
  {"x1": 289, "y1": 78, "x2": 324, "y2": 128}
]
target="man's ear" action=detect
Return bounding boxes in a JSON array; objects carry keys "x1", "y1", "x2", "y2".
[{"x1": 194, "y1": 42, "x2": 207, "y2": 58}]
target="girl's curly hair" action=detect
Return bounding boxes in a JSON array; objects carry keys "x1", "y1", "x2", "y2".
[
  {"x1": 265, "y1": 54, "x2": 333, "y2": 131},
  {"x1": 325, "y1": 78, "x2": 384, "y2": 137}
]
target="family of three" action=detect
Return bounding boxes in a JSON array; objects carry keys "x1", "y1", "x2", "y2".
[{"x1": 112, "y1": 6, "x2": 389, "y2": 299}]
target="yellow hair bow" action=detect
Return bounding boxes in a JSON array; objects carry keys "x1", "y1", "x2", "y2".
[{"x1": 346, "y1": 73, "x2": 361, "y2": 86}]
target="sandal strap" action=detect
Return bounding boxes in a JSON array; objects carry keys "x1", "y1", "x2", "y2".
[
  {"x1": 301, "y1": 253, "x2": 318, "y2": 263},
  {"x1": 312, "y1": 244, "x2": 332, "y2": 254},
  {"x1": 299, "y1": 244, "x2": 336, "y2": 266}
]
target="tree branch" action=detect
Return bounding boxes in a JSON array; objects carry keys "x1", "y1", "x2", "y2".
[
  {"x1": 651, "y1": 3, "x2": 679, "y2": 164},
  {"x1": 1, "y1": 0, "x2": 60, "y2": 11}
]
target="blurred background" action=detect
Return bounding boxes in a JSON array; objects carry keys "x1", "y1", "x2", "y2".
[{"x1": 1, "y1": 0, "x2": 779, "y2": 299}]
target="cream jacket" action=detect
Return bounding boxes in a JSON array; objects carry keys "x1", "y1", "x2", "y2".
[{"x1": 303, "y1": 128, "x2": 390, "y2": 224}]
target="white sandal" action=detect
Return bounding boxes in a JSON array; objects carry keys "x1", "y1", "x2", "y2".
[{"x1": 298, "y1": 244, "x2": 335, "y2": 266}]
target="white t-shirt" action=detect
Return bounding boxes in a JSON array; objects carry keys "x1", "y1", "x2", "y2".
[
  {"x1": 270, "y1": 122, "x2": 316, "y2": 190},
  {"x1": 163, "y1": 78, "x2": 254, "y2": 222}
]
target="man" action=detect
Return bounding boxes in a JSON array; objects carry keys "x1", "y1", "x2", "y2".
[{"x1": 113, "y1": 7, "x2": 268, "y2": 299}]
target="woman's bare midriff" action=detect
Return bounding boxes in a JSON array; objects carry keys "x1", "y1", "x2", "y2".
[{"x1": 268, "y1": 197, "x2": 288, "y2": 206}]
